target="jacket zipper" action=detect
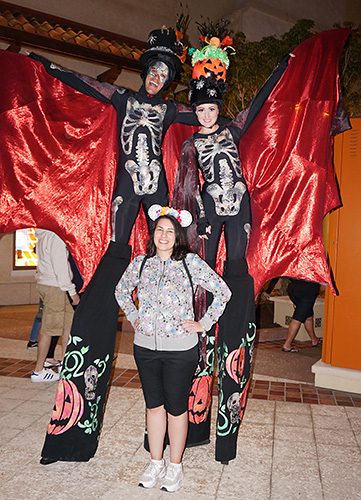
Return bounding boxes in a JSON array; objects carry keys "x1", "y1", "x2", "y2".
[{"x1": 154, "y1": 260, "x2": 166, "y2": 350}]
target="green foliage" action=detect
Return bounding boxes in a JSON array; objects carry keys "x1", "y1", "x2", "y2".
[
  {"x1": 175, "y1": 19, "x2": 361, "y2": 118},
  {"x1": 335, "y1": 23, "x2": 361, "y2": 116},
  {"x1": 223, "y1": 19, "x2": 316, "y2": 118}
]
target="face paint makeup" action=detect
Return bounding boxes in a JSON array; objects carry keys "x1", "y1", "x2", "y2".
[{"x1": 148, "y1": 61, "x2": 169, "y2": 84}]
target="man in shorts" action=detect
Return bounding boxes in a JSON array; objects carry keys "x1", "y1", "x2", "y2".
[{"x1": 31, "y1": 229, "x2": 80, "y2": 382}]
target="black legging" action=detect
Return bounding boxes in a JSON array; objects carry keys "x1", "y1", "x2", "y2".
[
  {"x1": 112, "y1": 169, "x2": 169, "y2": 243},
  {"x1": 201, "y1": 190, "x2": 251, "y2": 268}
]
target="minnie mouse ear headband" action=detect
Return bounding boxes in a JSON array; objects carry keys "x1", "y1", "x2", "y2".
[{"x1": 148, "y1": 205, "x2": 193, "y2": 228}]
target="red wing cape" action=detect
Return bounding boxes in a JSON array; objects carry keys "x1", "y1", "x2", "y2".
[
  {"x1": 0, "y1": 29, "x2": 351, "y2": 295},
  {"x1": 0, "y1": 51, "x2": 118, "y2": 288},
  {"x1": 239, "y1": 29, "x2": 351, "y2": 295},
  {"x1": 173, "y1": 29, "x2": 351, "y2": 296}
]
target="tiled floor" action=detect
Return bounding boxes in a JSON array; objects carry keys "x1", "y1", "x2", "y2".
[
  {"x1": 1, "y1": 375, "x2": 361, "y2": 500},
  {"x1": 0, "y1": 309, "x2": 361, "y2": 499},
  {"x1": 1, "y1": 339, "x2": 361, "y2": 407}
]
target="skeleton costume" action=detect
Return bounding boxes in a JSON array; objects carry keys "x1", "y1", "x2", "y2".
[
  {"x1": 173, "y1": 31, "x2": 351, "y2": 463},
  {"x1": 30, "y1": 28, "x2": 195, "y2": 244},
  {"x1": 188, "y1": 120, "x2": 255, "y2": 464},
  {"x1": 28, "y1": 28, "x2": 196, "y2": 463},
  {"x1": 0, "y1": 28, "x2": 351, "y2": 463},
  {"x1": 173, "y1": 41, "x2": 259, "y2": 462}
]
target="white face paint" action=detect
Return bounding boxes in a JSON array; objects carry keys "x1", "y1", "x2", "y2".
[
  {"x1": 147, "y1": 61, "x2": 169, "y2": 84},
  {"x1": 145, "y1": 61, "x2": 170, "y2": 95}
]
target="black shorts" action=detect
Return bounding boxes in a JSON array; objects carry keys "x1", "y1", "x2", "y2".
[
  {"x1": 287, "y1": 280, "x2": 320, "y2": 323},
  {"x1": 134, "y1": 344, "x2": 199, "y2": 416}
]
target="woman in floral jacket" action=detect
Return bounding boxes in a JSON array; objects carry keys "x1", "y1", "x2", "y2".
[{"x1": 115, "y1": 205, "x2": 230, "y2": 492}]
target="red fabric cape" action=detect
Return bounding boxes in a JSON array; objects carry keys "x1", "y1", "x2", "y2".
[
  {"x1": 239, "y1": 29, "x2": 350, "y2": 295},
  {"x1": 173, "y1": 29, "x2": 350, "y2": 296},
  {"x1": 0, "y1": 28, "x2": 350, "y2": 295},
  {"x1": 0, "y1": 51, "x2": 118, "y2": 288}
]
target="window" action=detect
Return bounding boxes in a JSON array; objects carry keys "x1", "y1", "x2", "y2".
[{"x1": 13, "y1": 228, "x2": 37, "y2": 269}]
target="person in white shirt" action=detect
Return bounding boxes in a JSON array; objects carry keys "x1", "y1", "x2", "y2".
[{"x1": 31, "y1": 229, "x2": 80, "y2": 382}]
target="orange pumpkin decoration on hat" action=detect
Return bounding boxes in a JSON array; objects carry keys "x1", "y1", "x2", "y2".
[
  {"x1": 192, "y1": 58, "x2": 227, "y2": 81},
  {"x1": 190, "y1": 36, "x2": 234, "y2": 82}
]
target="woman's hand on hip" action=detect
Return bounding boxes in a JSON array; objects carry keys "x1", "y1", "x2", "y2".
[{"x1": 183, "y1": 320, "x2": 205, "y2": 334}]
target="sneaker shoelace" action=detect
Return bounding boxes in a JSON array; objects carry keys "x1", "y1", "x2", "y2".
[
  {"x1": 166, "y1": 465, "x2": 180, "y2": 479},
  {"x1": 144, "y1": 461, "x2": 162, "y2": 476}
]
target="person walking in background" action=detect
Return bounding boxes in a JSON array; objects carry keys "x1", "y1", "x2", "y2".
[
  {"x1": 115, "y1": 205, "x2": 231, "y2": 492},
  {"x1": 282, "y1": 278, "x2": 321, "y2": 353},
  {"x1": 27, "y1": 298, "x2": 43, "y2": 350},
  {"x1": 28, "y1": 251, "x2": 83, "y2": 368},
  {"x1": 31, "y1": 229, "x2": 80, "y2": 382}
]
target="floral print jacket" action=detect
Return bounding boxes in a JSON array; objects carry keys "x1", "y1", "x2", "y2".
[{"x1": 115, "y1": 253, "x2": 231, "y2": 351}]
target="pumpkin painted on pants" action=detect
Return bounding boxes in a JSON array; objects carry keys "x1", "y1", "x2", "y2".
[
  {"x1": 188, "y1": 374, "x2": 212, "y2": 424},
  {"x1": 225, "y1": 346, "x2": 245, "y2": 384},
  {"x1": 47, "y1": 379, "x2": 84, "y2": 435}
]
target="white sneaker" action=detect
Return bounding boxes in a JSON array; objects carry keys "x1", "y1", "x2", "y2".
[
  {"x1": 160, "y1": 463, "x2": 184, "y2": 492},
  {"x1": 138, "y1": 459, "x2": 166, "y2": 488},
  {"x1": 31, "y1": 368, "x2": 59, "y2": 383}
]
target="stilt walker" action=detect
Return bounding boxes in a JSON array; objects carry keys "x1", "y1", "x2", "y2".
[
  {"x1": 174, "y1": 37, "x2": 261, "y2": 463},
  {"x1": 173, "y1": 28, "x2": 351, "y2": 463},
  {"x1": 0, "y1": 26, "x2": 198, "y2": 463}
]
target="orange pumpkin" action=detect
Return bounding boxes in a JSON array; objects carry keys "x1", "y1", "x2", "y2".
[
  {"x1": 225, "y1": 346, "x2": 245, "y2": 384},
  {"x1": 47, "y1": 379, "x2": 84, "y2": 435},
  {"x1": 192, "y1": 58, "x2": 227, "y2": 81},
  {"x1": 239, "y1": 380, "x2": 250, "y2": 421},
  {"x1": 188, "y1": 375, "x2": 212, "y2": 424}
]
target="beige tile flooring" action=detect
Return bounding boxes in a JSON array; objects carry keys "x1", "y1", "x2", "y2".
[
  {"x1": 0, "y1": 306, "x2": 360, "y2": 500},
  {"x1": 0, "y1": 369, "x2": 361, "y2": 500}
]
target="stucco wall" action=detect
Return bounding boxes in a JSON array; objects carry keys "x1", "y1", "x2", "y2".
[{"x1": 228, "y1": 0, "x2": 361, "y2": 40}]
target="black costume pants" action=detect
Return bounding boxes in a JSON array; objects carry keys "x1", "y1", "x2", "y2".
[
  {"x1": 186, "y1": 206, "x2": 255, "y2": 462},
  {"x1": 216, "y1": 259, "x2": 255, "y2": 462},
  {"x1": 112, "y1": 169, "x2": 169, "y2": 244},
  {"x1": 41, "y1": 241, "x2": 131, "y2": 461}
]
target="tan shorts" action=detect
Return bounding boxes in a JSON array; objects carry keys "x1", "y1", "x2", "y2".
[{"x1": 37, "y1": 284, "x2": 74, "y2": 336}]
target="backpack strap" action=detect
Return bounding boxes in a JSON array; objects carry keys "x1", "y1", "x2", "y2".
[
  {"x1": 182, "y1": 257, "x2": 194, "y2": 296},
  {"x1": 138, "y1": 255, "x2": 149, "y2": 280}
]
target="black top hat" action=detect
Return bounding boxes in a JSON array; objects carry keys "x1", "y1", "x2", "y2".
[
  {"x1": 140, "y1": 27, "x2": 185, "y2": 72},
  {"x1": 188, "y1": 75, "x2": 228, "y2": 109}
]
